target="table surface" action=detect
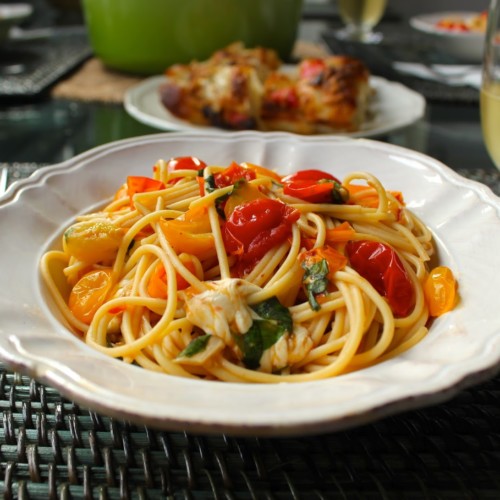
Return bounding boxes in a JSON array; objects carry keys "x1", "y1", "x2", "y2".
[{"x1": 1, "y1": 5, "x2": 500, "y2": 499}]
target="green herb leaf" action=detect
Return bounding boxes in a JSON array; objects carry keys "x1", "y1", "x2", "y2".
[
  {"x1": 204, "y1": 174, "x2": 216, "y2": 193},
  {"x1": 214, "y1": 192, "x2": 230, "y2": 219},
  {"x1": 331, "y1": 182, "x2": 349, "y2": 204},
  {"x1": 178, "y1": 334, "x2": 211, "y2": 358},
  {"x1": 302, "y1": 258, "x2": 329, "y2": 311},
  {"x1": 234, "y1": 297, "x2": 293, "y2": 370},
  {"x1": 252, "y1": 296, "x2": 293, "y2": 334}
]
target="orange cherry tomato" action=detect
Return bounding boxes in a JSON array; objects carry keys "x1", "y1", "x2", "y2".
[
  {"x1": 127, "y1": 176, "x2": 165, "y2": 196},
  {"x1": 424, "y1": 266, "x2": 457, "y2": 317},
  {"x1": 126, "y1": 176, "x2": 165, "y2": 208},
  {"x1": 147, "y1": 258, "x2": 197, "y2": 299},
  {"x1": 68, "y1": 269, "x2": 113, "y2": 325},
  {"x1": 299, "y1": 245, "x2": 348, "y2": 279}
]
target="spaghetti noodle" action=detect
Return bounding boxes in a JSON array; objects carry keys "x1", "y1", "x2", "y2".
[{"x1": 40, "y1": 157, "x2": 456, "y2": 383}]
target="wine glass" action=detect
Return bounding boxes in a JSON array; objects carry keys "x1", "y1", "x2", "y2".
[
  {"x1": 335, "y1": 0, "x2": 387, "y2": 44},
  {"x1": 480, "y1": 0, "x2": 500, "y2": 169}
]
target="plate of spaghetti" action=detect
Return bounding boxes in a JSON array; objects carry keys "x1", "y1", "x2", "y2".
[{"x1": 1, "y1": 132, "x2": 500, "y2": 436}]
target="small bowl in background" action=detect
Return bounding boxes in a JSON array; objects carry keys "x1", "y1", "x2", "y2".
[
  {"x1": 81, "y1": 0, "x2": 304, "y2": 76},
  {"x1": 410, "y1": 11, "x2": 486, "y2": 63},
  {"x1": 0, "y1": 3, "x2": 33, "y2": 46}
]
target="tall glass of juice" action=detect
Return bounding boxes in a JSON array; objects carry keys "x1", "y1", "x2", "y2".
[{"x1": 481, "y1": 0, "x2": 500, "y2": 168}]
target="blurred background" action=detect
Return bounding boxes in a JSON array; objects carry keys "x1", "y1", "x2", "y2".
[{"x1": 0, "y1": 0, "x2": 494, "y2": 170}]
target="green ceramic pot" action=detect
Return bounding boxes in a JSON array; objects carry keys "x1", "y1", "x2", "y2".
[{"x1": 82, "y1": 0, "x2": 304, "y2": 75}]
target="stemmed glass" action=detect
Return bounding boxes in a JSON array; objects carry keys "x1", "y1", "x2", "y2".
[
  {"x1": 480, "y1": 0, "x2": 500, "y2": 168},
  {"x1": 335, "y1": 0, "x2": 387, "y2": 44}
]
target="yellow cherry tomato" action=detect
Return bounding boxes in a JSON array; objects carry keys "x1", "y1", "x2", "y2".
[
  {"x1": 68, "y1": 269, "x2": 113, "y2": 324},
  {"x1": 64, "y1": 220, "x2": 123, "y2": 264},
  {"x1": 159, "y1": 205, "x2": 217, "y2": 259},
  {"x1": 424, "y1": 266, "x2": 457, "y2": 317}
]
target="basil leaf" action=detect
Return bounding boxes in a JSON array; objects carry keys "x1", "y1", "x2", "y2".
[
  {"x1": 302, "y1": 258, "x2": 329, "y2": 311},
  {"x1": 178, "y1": 334, "x2": 211, "y2": 358},
  {"x1": 204, "y1": 174, "x2": 216, "y2": 193},
  {"x1": 215, "y1": 192, "x2": 230, "y2": 219},
  {"x1": 252, "y1": 296, "x2": 293, "y2": 334},
  {"x1": 332, "y1": 182, "x2": 349, "y2": 204},
  {"x1": 234, "y1": 297, "x2": 293, "y2": 370},
  {"x1": 234, "y1": 322, "x2": 264, "y2": 370}
]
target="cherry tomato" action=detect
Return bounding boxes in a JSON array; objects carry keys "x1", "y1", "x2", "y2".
[
  {"x1": 223, "y1": 198, "x2": 300, "y2": 265},
  {"x1": 267, "y1": 86, "x2": 299, "y2": 108},
  {"x1": 345, "y1": 240, "x2": 415, "y2": 318},
  {"x1": 282, "y1": 169, "x2": 349, "y2": 204},
  {"x1": 166, "y1": 156, "x2": 206, "y2": 173},
  {"x1": 241, "y1": 162, "x2": 282, "y2": 182},
  {"x1": 160, "y1": 205, "x2": 216, "y2": 259},
  {"x1": 147, "y1": 258, "x2": 197, "y2": 299},
  {"x1": 68, "y1": 269, "x2": 113, "y2": 325},
  {"x1": 126, "y1": 176, "x2": 165, "y2": 208},
  {"x1": 214, "y1": 162, "x2": 256, "y2": 189},
  {"x1": 299, "y1": 245, "x2": 348, "y2": 280},
  {"x1": 198, "y1": 162, "x2": 257, "y2": 196},
  {"x1": 166, "y1": 156, "x2": 206, "y2": 193},
  {"x1": 299, "y1": 58, "x2": 326, "y2": 80},
  {"x1": 424, "y1": 266, "x2": 457, "y2": 317}
]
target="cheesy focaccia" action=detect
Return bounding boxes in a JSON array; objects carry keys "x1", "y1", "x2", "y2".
[
  {"x1": 159, "y1": 42, "x2": 281, "y2": 130},
  {"x1": 159, "y1": 43, "x2": 372, "y2": 134},
  {"x1": 261, "y1": 56, "x2": 371, "y2": 134}
]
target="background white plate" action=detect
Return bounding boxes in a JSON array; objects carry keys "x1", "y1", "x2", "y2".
[
  {"x1": 1, "y1": 131, "x2": 500, "y2": 437},
  {"x1": 410, "y1": 11, "x2": 485, "y2": 63},
  {"x1": 124, "y1": 75, "x2": 426, "y2": 138}
]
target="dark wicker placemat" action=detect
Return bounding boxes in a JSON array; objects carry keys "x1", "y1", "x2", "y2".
[
  {"x1": 0, "y1": 365, "x2": 499, "y2": 499},
  {"x1": 0, "y1": 29, "x2": 91, "y2": 100},
  {"x1": 1, "y1": 164, "x2": 499, "y2": 499}
]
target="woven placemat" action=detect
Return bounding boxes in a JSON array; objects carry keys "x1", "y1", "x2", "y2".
[
  {"x1": 0, "y1": 365, "x2": 499, "y2": 498},
  {"x1": 50, "y1": 40, "x2": 330, "y2": 104}
]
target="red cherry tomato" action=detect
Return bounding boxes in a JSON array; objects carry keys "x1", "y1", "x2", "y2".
[
  {"x1": 345, "y1": 240, "x2": 415, "y2": 318},
  {"x1": 282, "y1": 169, "x2": 348, "y2": 204},
  {"x1": 166, "y1": 156, "x2": 206, "y2": 193},
  {"x1": 214, "y1": 162, "x2": 256, "y2": 189},
  {"x1": 223, "y1": 198, "x2": 300, "y2": 265},
  {"x1": 299, "y1": 58, "x2": 327, "y2": 80},
  {"x1": 166, "y1": 156, "x2": 206, "y2": 172}
]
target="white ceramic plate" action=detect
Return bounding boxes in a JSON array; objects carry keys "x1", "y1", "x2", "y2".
[
  {"x1": 124, "y1": 75, "x2": 426, "y2": 138},
  {"x1": 1, "y1": 132, "x2": 500, "y2": 437},
  {"x1": 410, "y1": 11, "x2": 485, "y2": 63}
]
